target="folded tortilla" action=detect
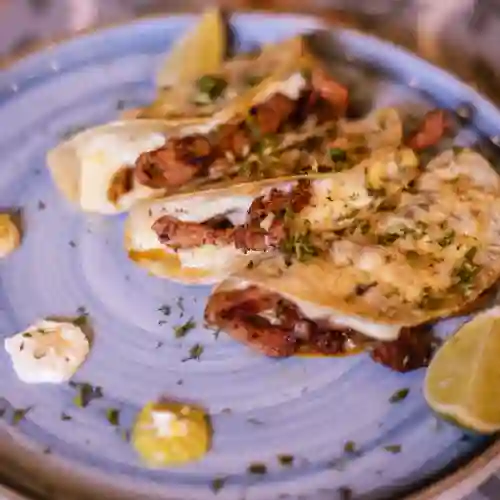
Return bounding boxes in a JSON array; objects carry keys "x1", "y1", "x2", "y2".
[
  {"x1": 46, "y1": 36, "x2": 337, "y2": 215},
  {"x1": 124, "y1": 146, "x2": 419, "y2": 284},
  {"x1": 204, "y1": 149, "x2": 500, "y2": 349}
]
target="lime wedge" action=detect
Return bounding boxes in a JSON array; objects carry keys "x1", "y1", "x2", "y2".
[
  {"x1": 156, "y1": 8, "x2": 226, "y2": 89},
  {"x1": 424, "y1": 306, "x2": 500, "y2": 433}
]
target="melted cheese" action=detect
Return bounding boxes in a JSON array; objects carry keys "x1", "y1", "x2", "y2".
[
  {"x1": 300, "y1": 148, "x2": 418, "y2": 232},
  {"x1": 178, "y1": 244, "x2": 254, "y2": 275},
  {"x1": 230, "y1": 279, "x2": 401, "y2": 341},
  {"x1": 128, "y1": 194, "x2": 255, "y2": 253},
  {"x1": 79, "y1": 132, "x2": 165, "y2": 213},
  {"x1": 294, "y1": 297, "x2": 402, "y2": 341},
  {"x1": 252, "y1": 72, "x2": 306, "y2": 104}
]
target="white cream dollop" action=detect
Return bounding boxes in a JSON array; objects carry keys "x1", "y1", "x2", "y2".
[{"x1": 4, "y1": 320, "x2": 90, "y2": 384}]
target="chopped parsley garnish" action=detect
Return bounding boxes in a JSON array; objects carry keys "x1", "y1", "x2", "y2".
[
  {"x1": 454, "y1": 246, "x2": 480, "y2": 291},
  {"x1": 438, "y1": 230, "x2": 456, "y2": 247},
  {"x1": 247, "y1": 417, "x2": 264, "y2": 426},
  {"x1": 61, "y1": 412, "x2": 72, "y2": 421},
  {"x1": 210, "y1": 477, "x2": 227, "y2": 494},
  {"x1": 328, "y1": 147, "x2": 347, "y2": 162},
  {"x1": 277, "y1": 454, "x2": 294, "y2": 466},
  {"x1": 247, "y1": 462, "x2": 267, "y2": 475},
  {"x1": 106, "y1": 408, "x2": 120, "y2": 426},
  {"x1": 389, "y1": 388, "x2": 410, "y2": 403},
  {"x1": 384, "y1": 444, "x2": 402, "y2": 454},
  {"x1": 174, "y1": 317, "x2": 196, "y2": 338},
  {"x1": 22, "y1": 332, "x2": 32, "y2": 338},
  {"x1": 196, "y1": 75, "x2": 227, "y2": 102},
  {"x1": 12, "y1": 407, "x2": 31, "y2": 425},
  {"x1": 182, "y1": 343, "x2": 204, "y2": 362},
  {"x1": 343, "y1": 441, "x2": 357, "y2": 454},
  {"x1": 280, "y1": 228, "x2": 319, "y2": 263},
  {"x1": 71, "y1": 382, "x2": 103, "y2": 408},
  {"x1": 158, "y1": 304, "x2": 171, "y2": 316}
]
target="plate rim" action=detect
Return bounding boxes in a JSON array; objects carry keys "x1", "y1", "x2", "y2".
[{"x1": 0, "y1": 9, "x2": 498, "y2": 500}]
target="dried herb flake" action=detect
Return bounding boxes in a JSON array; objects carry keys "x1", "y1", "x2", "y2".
[
  {"x1": 344, "y1": 441, "x2": 356, "y2": 454},
  {"x1": 182, "y1": 343, "x2": 204, "y2": 362},
  {"x1": 328, "y1": 147, "x2": 347, "y2": 162},
  {"x1": 174, "y1": 317, "x2": 196, "y2": 338},
  {"x1": 248, "y1": 462, "x2": 267, "y2": 475},
  {"x1": 277, "y1": 454, "x2": 294, "y2": 466},
  {"x1": 210, "y1": 477, "x2": 227, "y2": 494},
  {"x1": 389, "y1": 388, "x2": 410, "y2": 404},
  {"x1": 71, "y1": 382, "x2": 103, "y2": 408},
  {"x1": 12, "y1": 407, "x2": 31, "y2": 425},
  {"x1": 106, "y1": 408, "x2": 120, "y2": 426},
  {"x1": 158, "y1": 304, "x2": 171, "y2": 316}
]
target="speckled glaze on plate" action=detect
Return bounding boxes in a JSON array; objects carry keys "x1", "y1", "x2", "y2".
[{"x1": 0, "y1": 12, "x2": 498, "y2": 500}]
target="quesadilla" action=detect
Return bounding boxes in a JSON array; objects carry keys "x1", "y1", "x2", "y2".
[
  {"x1": 204, "y1": 149, "x2": 500, "y2": 370},
  {"x1": 47, "y1": 38, "x2": 351, "y2": 215},
  {"x1": 125, "y1": 145, "x2": 419, "y2": 283}
]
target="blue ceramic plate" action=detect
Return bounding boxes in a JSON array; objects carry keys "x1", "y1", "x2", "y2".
[{"x1": 0, "y1": 12, "x2": 498, "y2": 500}]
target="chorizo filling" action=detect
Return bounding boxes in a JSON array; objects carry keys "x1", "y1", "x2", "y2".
[
  {"x1": 134, "y1": 68, "x2": 350, "y2": 190},
  {"x1": 134, "y1": 76, "x2": 452, "y2": 194},
  {"x1": 204, "y1": 284, "x2": 435, "y2": 372},
  {"x1": 151, "y1": 180, "x2": 313, "y2": 254}
]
